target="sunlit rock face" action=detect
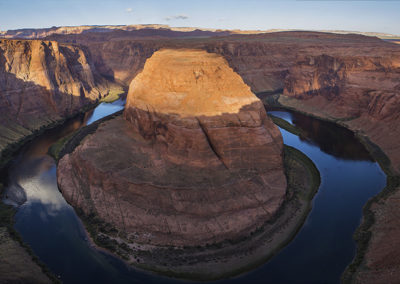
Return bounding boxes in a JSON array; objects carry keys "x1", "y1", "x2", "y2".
[
  {"x1": 124, "y1": 49, "x2": 284, "y2": 171},
  {"x1": 125, "y1": 49, "x2": 259, "y2": 117},
  {"x1": 58, "y1": 49, "x2": 286, "y2": 247},
  {"x1": 0, "y1": 39, "x2": 114, "y2": 155}
]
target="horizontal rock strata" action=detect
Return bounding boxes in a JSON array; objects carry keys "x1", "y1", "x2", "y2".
[
  {"x1": 58, "y1": 49, "x2": 287, "y2": 247},
  {"x1": 0, "y1": 39, "x2": 118, "y2": 160}
]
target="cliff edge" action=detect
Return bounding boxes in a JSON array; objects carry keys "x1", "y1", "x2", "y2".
[{"x1": 58, "y1": 49, "x2": 287, "y2": 247}]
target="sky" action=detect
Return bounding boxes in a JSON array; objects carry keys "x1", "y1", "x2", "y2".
[{"x1": 0, "y1": 0, "x2": 400, "y2": 35}]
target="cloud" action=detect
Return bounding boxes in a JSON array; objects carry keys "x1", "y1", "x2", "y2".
[
  {"x1": 125, "y1": 7, "x2": 133, "y2": 13},
  {"x1": 164, "y1": 14, "x2": 189, "y2": 21}
]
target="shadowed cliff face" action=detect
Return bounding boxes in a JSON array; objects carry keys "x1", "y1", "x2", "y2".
[
  {"x1": 281, "y1": 52, "x2": 400, "y2": 174},
  {"x1": 0, "y1": 39, "x2": 117, "y2": 157},
  {"x1": 2, "y1": 30, "x2": 400, "y2": 280},
  {"x1": 58, "y1": 49, "x2": 287, "y2": 247},
  {"x1": 284, "y1": 54, "x2": 400, "y2": 120},
  {"x1": 63, "y1": 31, "x2": 399, "y2": 170},
  {"x1": 44, "y1": 31, "x2": 398, "y2": 93}
]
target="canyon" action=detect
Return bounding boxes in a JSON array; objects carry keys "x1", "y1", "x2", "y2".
[
  {"x1": 58, "y1": 48, "x2": 287, "y2": 247},
  {"x1": 1, "y1": 26, "x2": 400, "y2": 282},
  {"x1": 54, "y1": 49, "x2": 320, "y2": 279},
  {"x1": 0, "y1": 39, "x2": 122, "y2": 170}
]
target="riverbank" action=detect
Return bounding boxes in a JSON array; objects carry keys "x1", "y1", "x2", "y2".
[
  {"x1": 268, "y1": 114, "x2": 304, "y2": 137},
  {"x1": 0, "y1": 183, "x2": 57, "y2": 283},
  {"x1": 0, "y1": 87, "x2": 125, "y2": 172},
  {"x1": 49, "y1": 110, "x2": 124, "y2": 162},
  {"x1": 0, "y1": 90, "x2": 125, "y2": 284},
  {"x1": 261, "y1": 92, "x2": 400, "y2": 283},
  {"x1": 55, "y1": 111, "x2": 321, "y2": 281}
]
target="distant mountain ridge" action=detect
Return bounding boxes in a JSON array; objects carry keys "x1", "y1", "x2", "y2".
[{"x1": 1, "y1": 24, "x2": 399, "y2": 39}]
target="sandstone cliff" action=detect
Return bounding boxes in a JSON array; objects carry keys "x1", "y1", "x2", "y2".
[
  {"x1": 283, "y1": 53, "x2": 400, "y2": 173},
  {"x1": 48, "y1": 32, "x2": 400, "y2": 280},
  {"x1": 49, "y1": 31, "x2": 393, "y2": 94},
  {"x1": 3, "y1": 30, "x2": 400, "y2": 281},
  {"x1": 0, "y1": 39, "x2": 118, "y2": 164},
  {"x1": 277, "y1": 45, "x2": 400, "y2": 283},
  {"x1": 58, "y1": 49, "x2": 286, "y2": 247}
]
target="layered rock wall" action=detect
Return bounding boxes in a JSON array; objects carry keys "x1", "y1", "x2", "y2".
[
  {"x1": 62, "y1": 32, "x2": 393, "y2": 94},
  {"x1": 0, "y1": 39, "x2": 115, "y2": 156},
  {"x1": 283, "y1": 52, "x2": 400, "y2": 173},
  {"x1": 58, "y1": 49, "x2": 287, "y2": 247}
]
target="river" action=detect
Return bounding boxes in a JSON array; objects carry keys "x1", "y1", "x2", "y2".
[{"x1": 2, "y1": 100, "x2": 386, "y2": 283}]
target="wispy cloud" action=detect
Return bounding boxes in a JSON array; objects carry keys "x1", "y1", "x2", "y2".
[
  {"x1": 125, "y1": 7, "x2": 133, "y2": 13},
  {"x1": 164, "y1": 14, "x2": 189, "y2": 21}
]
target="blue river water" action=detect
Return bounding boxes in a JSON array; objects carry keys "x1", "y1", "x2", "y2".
[{"x1": 5, "y1": 101, "x2": 386, "y2": 283}]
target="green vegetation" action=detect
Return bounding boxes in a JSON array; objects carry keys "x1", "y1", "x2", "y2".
[
  {"x1": 100, "y1": 86, "x2": 125, "y2": 103},
  {"x1": 0, "y1": 118, "x2": 63, "y2": 171},
  {"x1": 122, "y1": 144, "x2": 321, "y2": 281},
  {"x1": 47, "y1": 88, "x2": 126, "y2": 161},
  {"x1": 62, "y1": 109, "x2": 322, "y2": 281},
  {"x1": 75, "y1": 208, "x2": 133, "y2": 261},
  {"x1": 262, "y1": 95, "x2": 399, "y2": 283},
  {"x1": 357, "y1": 134, "x2": 393, "y2": 176},
  {"x1": 268, "y1": 114, "x2": 304, "y2": 136},
  {"x1": 49, "y1": 110, "x2": 123, "y2": 162},
  {"x1": 47, "y1": 132, "x2": 77, "y2": 160},
  {"x1": 284, "y1": 145, "x2": 321, "y2": 200},
  {"x1": 1, "y1": 87, "x2": 125, "y2": 170},
  {"x1": 0, "y1": 192, "x2": 15, "y2": 231},
  {"x1": 0, "y1": 203, "x2": 20, "y2": 245},
  {"x1": 0, "y1": 88, "x2": 125, "y2": 282},
  {"x1": 342, "y1": 136, "x2": 400, "y2": 283}
]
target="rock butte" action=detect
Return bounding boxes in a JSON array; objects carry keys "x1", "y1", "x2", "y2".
[
  {"x1": 126, "y1": 49, "x2": 259, "y2": 117},
  {"x1": 58, "y1": 48, "x2": 287, "y2": 247},
  {"x1": 2, "y1": 29, "x2": 400, "y2": 281}
]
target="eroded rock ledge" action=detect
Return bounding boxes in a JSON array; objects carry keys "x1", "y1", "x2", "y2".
[
  {"x1": 0, "y1": 39, "x2": 122, "y2": 169},
  {"x1": 58, "y1": 49, "x2": 286, "y2": 248}
]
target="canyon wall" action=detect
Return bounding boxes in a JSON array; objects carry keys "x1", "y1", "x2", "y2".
[
  {"x1": 280, "y1": 45, "x2": 400, "y2": 284},
  {"x1": 48, "y1": 32, "x2": 400, "y2": 280},
  {"x1": 58, "y1": 49, "x2": 287, "y2": 247},
  {"x1": 46, "y1": 31, "x2": 393, "y2": 94},
  {"x1": 282, "y1": 52, "x2": 400, "y2": 173},
  {"x1": 1, "y1": 29, "x2": 399, "y2": 281},
  {"x1": 0, "y1": 39, "x2": 117, "y2": 162},
  {"x1": 68, "y1": 32, "x2": 400, "y2": 282}
]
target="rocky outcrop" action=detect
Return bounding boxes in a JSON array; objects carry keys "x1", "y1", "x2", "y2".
[
  {"x1": 353, "y1": 185, "x2": 400, "y2": 284},
  {"x1": 0, "y1": 227, "x2": 52, "y2": 283},
  {"x1": 49, "y1": 32, "x2": 400, "y2": 280},
  {"x1": 48, "y1": 31, "x2": 392, "y2": 93},
  {"x1": 282, "y1": 52, "x2": 400, "y2": 173},
  {"x1": 2, "y1": 29, "x2": 399, "y2": 280},
  {"x1": 58, "y1": 49, "x2": 286, "y2": 247},
  {"x1": 0, "y1": 39, "x2": 118, "y2": 162},
  {"x1": 277, "y1": 46, "x2": 400, "y2": 283}
]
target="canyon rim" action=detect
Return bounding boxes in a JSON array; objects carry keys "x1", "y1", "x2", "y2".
[{"x1": 0, "y1": 18, "x2": 399, "y2": 283}]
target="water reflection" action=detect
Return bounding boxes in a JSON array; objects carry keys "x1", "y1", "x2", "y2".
[
  {"x1": 3, "y1": 101, "x2": 386, "y2": 284},
  {"x1": 3, "y1": 112, "x2": 92, "y2": 206},
  {"x1": 5, "y1": 99, "x2": 160, "y2": 283},
  {"x1": 268, "y1": 109, "x2": 372, "y2": 161}
]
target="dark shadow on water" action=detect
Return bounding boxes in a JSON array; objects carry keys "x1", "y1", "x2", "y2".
[
  {"x1": 4, "y1": 101, "x2": 386, "y2": 284},
  {"x1": 268, "y1": 108, "x2": 372, "y2": 161}
]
